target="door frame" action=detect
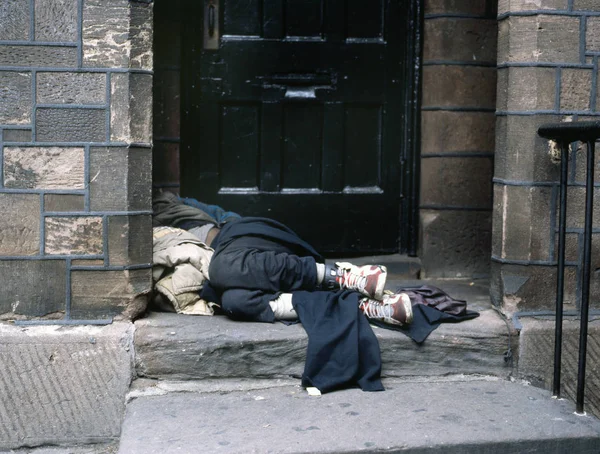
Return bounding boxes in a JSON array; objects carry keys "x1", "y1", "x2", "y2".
[{"x1": 180, "y1": 1, "x2": 423, "y2": 256}]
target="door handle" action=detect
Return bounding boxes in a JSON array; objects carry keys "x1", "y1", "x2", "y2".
[{"x1": 204, "y1": 0, "x2": 219, "y2": 50}]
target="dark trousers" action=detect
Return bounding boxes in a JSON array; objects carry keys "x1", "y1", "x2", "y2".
[{"x1": 208, "y1": 235, "x2": 319, "y2": 322}]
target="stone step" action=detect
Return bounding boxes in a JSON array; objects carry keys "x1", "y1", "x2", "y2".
[
  {"x1": 134, "y1": 278, "x2": 513, "y2": 382},
  {"x1": 117, "y1": 377, "x2": 600, "y2": 454}
]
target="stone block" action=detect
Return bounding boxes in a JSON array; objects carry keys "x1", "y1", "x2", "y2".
[
  {"x1": 44, "y1": 194, "x2": 85, "y2": 212},
  {"x1": 420, "y1": 156, "x2": 493, "y2": 208},
  {"x1": 0, "y1": 193, "x2": 40, "y2": 256},
  {"x1": 0, "y1": 322, "x2": 133, "y2": 448},
  {"x1": 108, "y1": 215, "x2": 152, "y2": 266},
  {"x1": 494, "y1": 114, "x2": 562, "y2": 182},
  {"x1": 89, "y1": 146, "x2": 152, "y2": 212},
  {"x1": 0, "y1": 0, "x2": 29, "y2": 40},
  {"x1": 2, "y1": 129, "x2": 32, "y2": 142},
  {"x1": 0, "y1": 45, "x2": 77, "y2": 67},
  {"x1": 34, "y1": 0, "x2": 77, "y2": 42},
  {"x1": 110, "y1": 73, "x2": 130, "y2": 142},
  {"x1": 153, "y1": 69, "x2": 181, "y2": 138},
  {"x1": 560, "y1": 68, "x2": 592, "y2": 111},
  {"x1": 490, "y1": 262, "x2": 576, "y2": 312},
  {"x1": 70, "y1": 269, "x2": 151, "y2": 319},
  {"x1": 0, "y1": 71, "x2": 31, "y2": 125},
  {"x1": 498, "y1": 16, "x2": 580, "y2": 64},
  {"x1": 425, "y1": 0, "x2": 488, "y2": 15},
  {"x1": 82, "y1": 0, "x2": 130, "y2": 68},
  {"x1": 423, "y1": 18, "x2": 497, "y2": 64},
  {"x1": 0, "y1": 260, "x2": 66, "y2": 318},
  {"x1": 422, "y1": 66, "x2": 496, "y2": 109},
  {"x1": 36, "y1": 108, "x2": 106, "y2": 142},
  {"x1": 419, "y1": 209, "x2": 492, "y2": 278},
  {"x1": 587, "y1": 17, "x2": 600, "y2": 52},
  {"x1": 130, "y1": 74, "x2": 153, "y2": 143},
  {"x1": 45, "y1": 216, "x2": 103, "y2": 255},
  {"x1": 495, "y1": 185, "x2": 553, "y2": 261},
  {"x1": 3, "y1": 146, "x2": 84, "y2": 189},
  {"x1": 130, "y1": 0, "x2": 153, "y2": 70},
  {"x1": 72, "y1": 259, "x2": 105, "y2": 266},
  {"x1": 501, "y1": 67, "x2": 557, "y2": 112},
  {"x1": 574, "y1": 141, "x2": 600, "y2": 184},
  {"x1": 37, "y1": 72, "x2": 106, "y2": 105},
  {"x1": 499, "y1": 0, "x2": 568, "y2": 13},
  {"x1": 152, "y1": 142, "x2": 180, "y2": 185},
  {"x1": 575, "y1": 0, "x2": 600, "y2": 11},
  {"x1": 421, "y1": 111, "x2": 495, "y2": 153},
  {"x1": 564, "y1": 187, "x2": 600, "y2": 230}
]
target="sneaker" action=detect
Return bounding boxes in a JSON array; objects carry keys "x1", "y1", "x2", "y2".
[
  {"x1": 328, "y1": 262, "x2": 387, "y2": 300},
  {"x1": 359, "y1": 293, "x2": 413, "y2": 326}
]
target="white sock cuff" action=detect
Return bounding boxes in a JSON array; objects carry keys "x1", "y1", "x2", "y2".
[
  {"x1": 316, "y1": 262, "x2": 326, "y2": 285},
  {"x1": 269, "y1": 293, "x2": 297, "y2": 321}
]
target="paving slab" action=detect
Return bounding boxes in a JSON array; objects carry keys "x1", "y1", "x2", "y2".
[{"x1": 117, "y1": 378, "x2": 600, "y2": 454}]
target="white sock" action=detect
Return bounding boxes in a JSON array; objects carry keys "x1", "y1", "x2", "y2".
[
  {"x1": 269, "y1": 293, "x2": 297, "y2": 320},
  {"x1": 316, "y1": 263, "x2": 326, "y2": 285}
]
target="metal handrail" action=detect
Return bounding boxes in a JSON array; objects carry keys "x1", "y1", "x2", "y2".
[{"x1": 538, "y1": 120, "x2": 600, "y2": 414}]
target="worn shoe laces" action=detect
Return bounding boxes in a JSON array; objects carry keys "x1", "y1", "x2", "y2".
[{"x1": 339, "y1": 268, "x2": 367, "y2": 293}]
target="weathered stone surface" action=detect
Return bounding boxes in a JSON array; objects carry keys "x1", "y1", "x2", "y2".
[
  {"x1": 574, "y1": 142, "x2": 600, "y2": 184},
  {"x1": 108, "y1": 215, "x2": 152, "y2": 266},
  {"x1": 424, "y1": 18, "x2": 497, "y2": 64},
  {"x1": 0, "y1": 322, "x2": 133, "y2": 449},
  {"x1": 2, "y1": 128, "x2": 32, "y2": 142},
  {"x1": 34, "y1": 0, "x2": 78, "y2": 42},
  {"x1": 153, "y1": 70, "x2": 181, "y2": 138},
  {"x1": 128, "y1": 147, "x2": 152, "y2": 211},
  {"x1": 118, "y1": 378, "x2": 600, "y2": 454},
  {"x1": 70, "y1": 269, "x2": 151, "y2": 320},
  {"x1": 575, "y1": 0, "x2": 600, "y2": 10},
  {"x1": 130, "y1": 74, "x2": 152, "y2": 143},
  {"x1": 518, "y1": 318, "x2": 600, "y2": 419},
  {"x1": 0, "y1": 0, "x2": 29, "y2": 40},
  {"x1": 498, "y1": 67, "x2": 556, "y2": 112},
  {"x1": 4, "y1": 146, "x2": 84, "y2": 189},
  {"x1": 134, "y1": 307, "x2": 512, "y2": 381},
  {"x1": 36, "y1": 108, "x2": 106, "y2": 142},
  {"x1": 425, "y1": 0, "x2": 489, "y2": 15},
  {"x1": 565, "y1": 187, "x2": 600, "y2": 230},
  {"x1": 44, "y1": 194, "x2": 85, "y2": 212},
  {"x1": 0, "y1": 71, "x2": 31, "y2": 125},
  {"x1": 71, "y1": 259, "x2": 105, "y2": 267},
  {"x1": 493, "y1": 185, "x2": 553, "y2": 262},
  {"x1": 82, "y1": 0, "x2": 130, "y2": 68},
  {"x1": 420, "y1": 157, "x2": 493, "y2": 208},
  {"x1": 152, "y1": 142, "x2": 180, "y2": 185},
  {"x1": 419, "y1": 209, "x2": 492, "y2": 278},
  {"x1": 0, "y1": 46, "x2": 77, "y2": 67},
  {"x1": 130, "y1": 1, "x2": 153, "y2": 70},
  {"x1": 0, "y1": 260, "x2": 65, "y2": 317},
  {"x1": 421, "y1": 112, "x2": 495, "y2": 154},
  {"x1": 110, "y1": 73, "x2": 129, "y2": 142},
  {"x1": 587, "y1": 17, "x2": 600, "y2": 51},
  {"x1": 89, "y1": 147, "x2": 152, "y2": 212},
  {"x1": 494, "y1": 114, "x2": 562, "y2": 182},
  {"x1": 37, "y1": 72, "x2": 106, "y2": 105},
  {"x1": 490, "y1": 262, "x2": 577, "y2": 311},
  {"x1": 0, "y1": 193, "x2": 40, "y2": 256},
  {"x1": 422, "y1": 66, "x2": 497, "y2": 108},
  {"x1": 560, "y1": 68, "x2": 592, "y2": 111},
  {"x1": 498, "y1": 0, "x2": 568, "y2": 13},
  {"x1": 498, "y1": 16, "x2": 580, "y2": 64},
  {"x1": 45, "y1": 216, "x2": 103, "y2": 255}
]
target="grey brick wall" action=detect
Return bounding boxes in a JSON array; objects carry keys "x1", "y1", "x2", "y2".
[
  {"x1": 0, "y1": 0, "x2": 153, "y2": 322},
  {"x1": 419, "y1": 0, "x2": 497, "y2": 277},
  {"x1": 492, "y1": 0, "x2": 600, "y2": 312}
]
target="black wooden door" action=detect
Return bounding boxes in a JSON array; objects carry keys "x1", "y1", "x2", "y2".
[{"x1": 181, "y1": 0, "x2": 421, "y2": 255}]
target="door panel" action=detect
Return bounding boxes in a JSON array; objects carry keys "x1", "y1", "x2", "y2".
[{"x1": 181, "y1": 0, "x2": 420, "y2": 255}]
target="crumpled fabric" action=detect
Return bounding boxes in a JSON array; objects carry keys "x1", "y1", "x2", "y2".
[{"x1": 152, "y1": 226, "x2": 218, "y2": 315}]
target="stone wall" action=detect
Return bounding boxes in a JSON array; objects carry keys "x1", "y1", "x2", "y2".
[
  {"x1": 0, "y1": 0, "x2": 153, "y2": 321},
  {"x1": 492, "y1": 0, "x2": 600, "y2": 312},
  {"x1": 419, "y1": 0, "x2": 498, "y2": 277}
]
